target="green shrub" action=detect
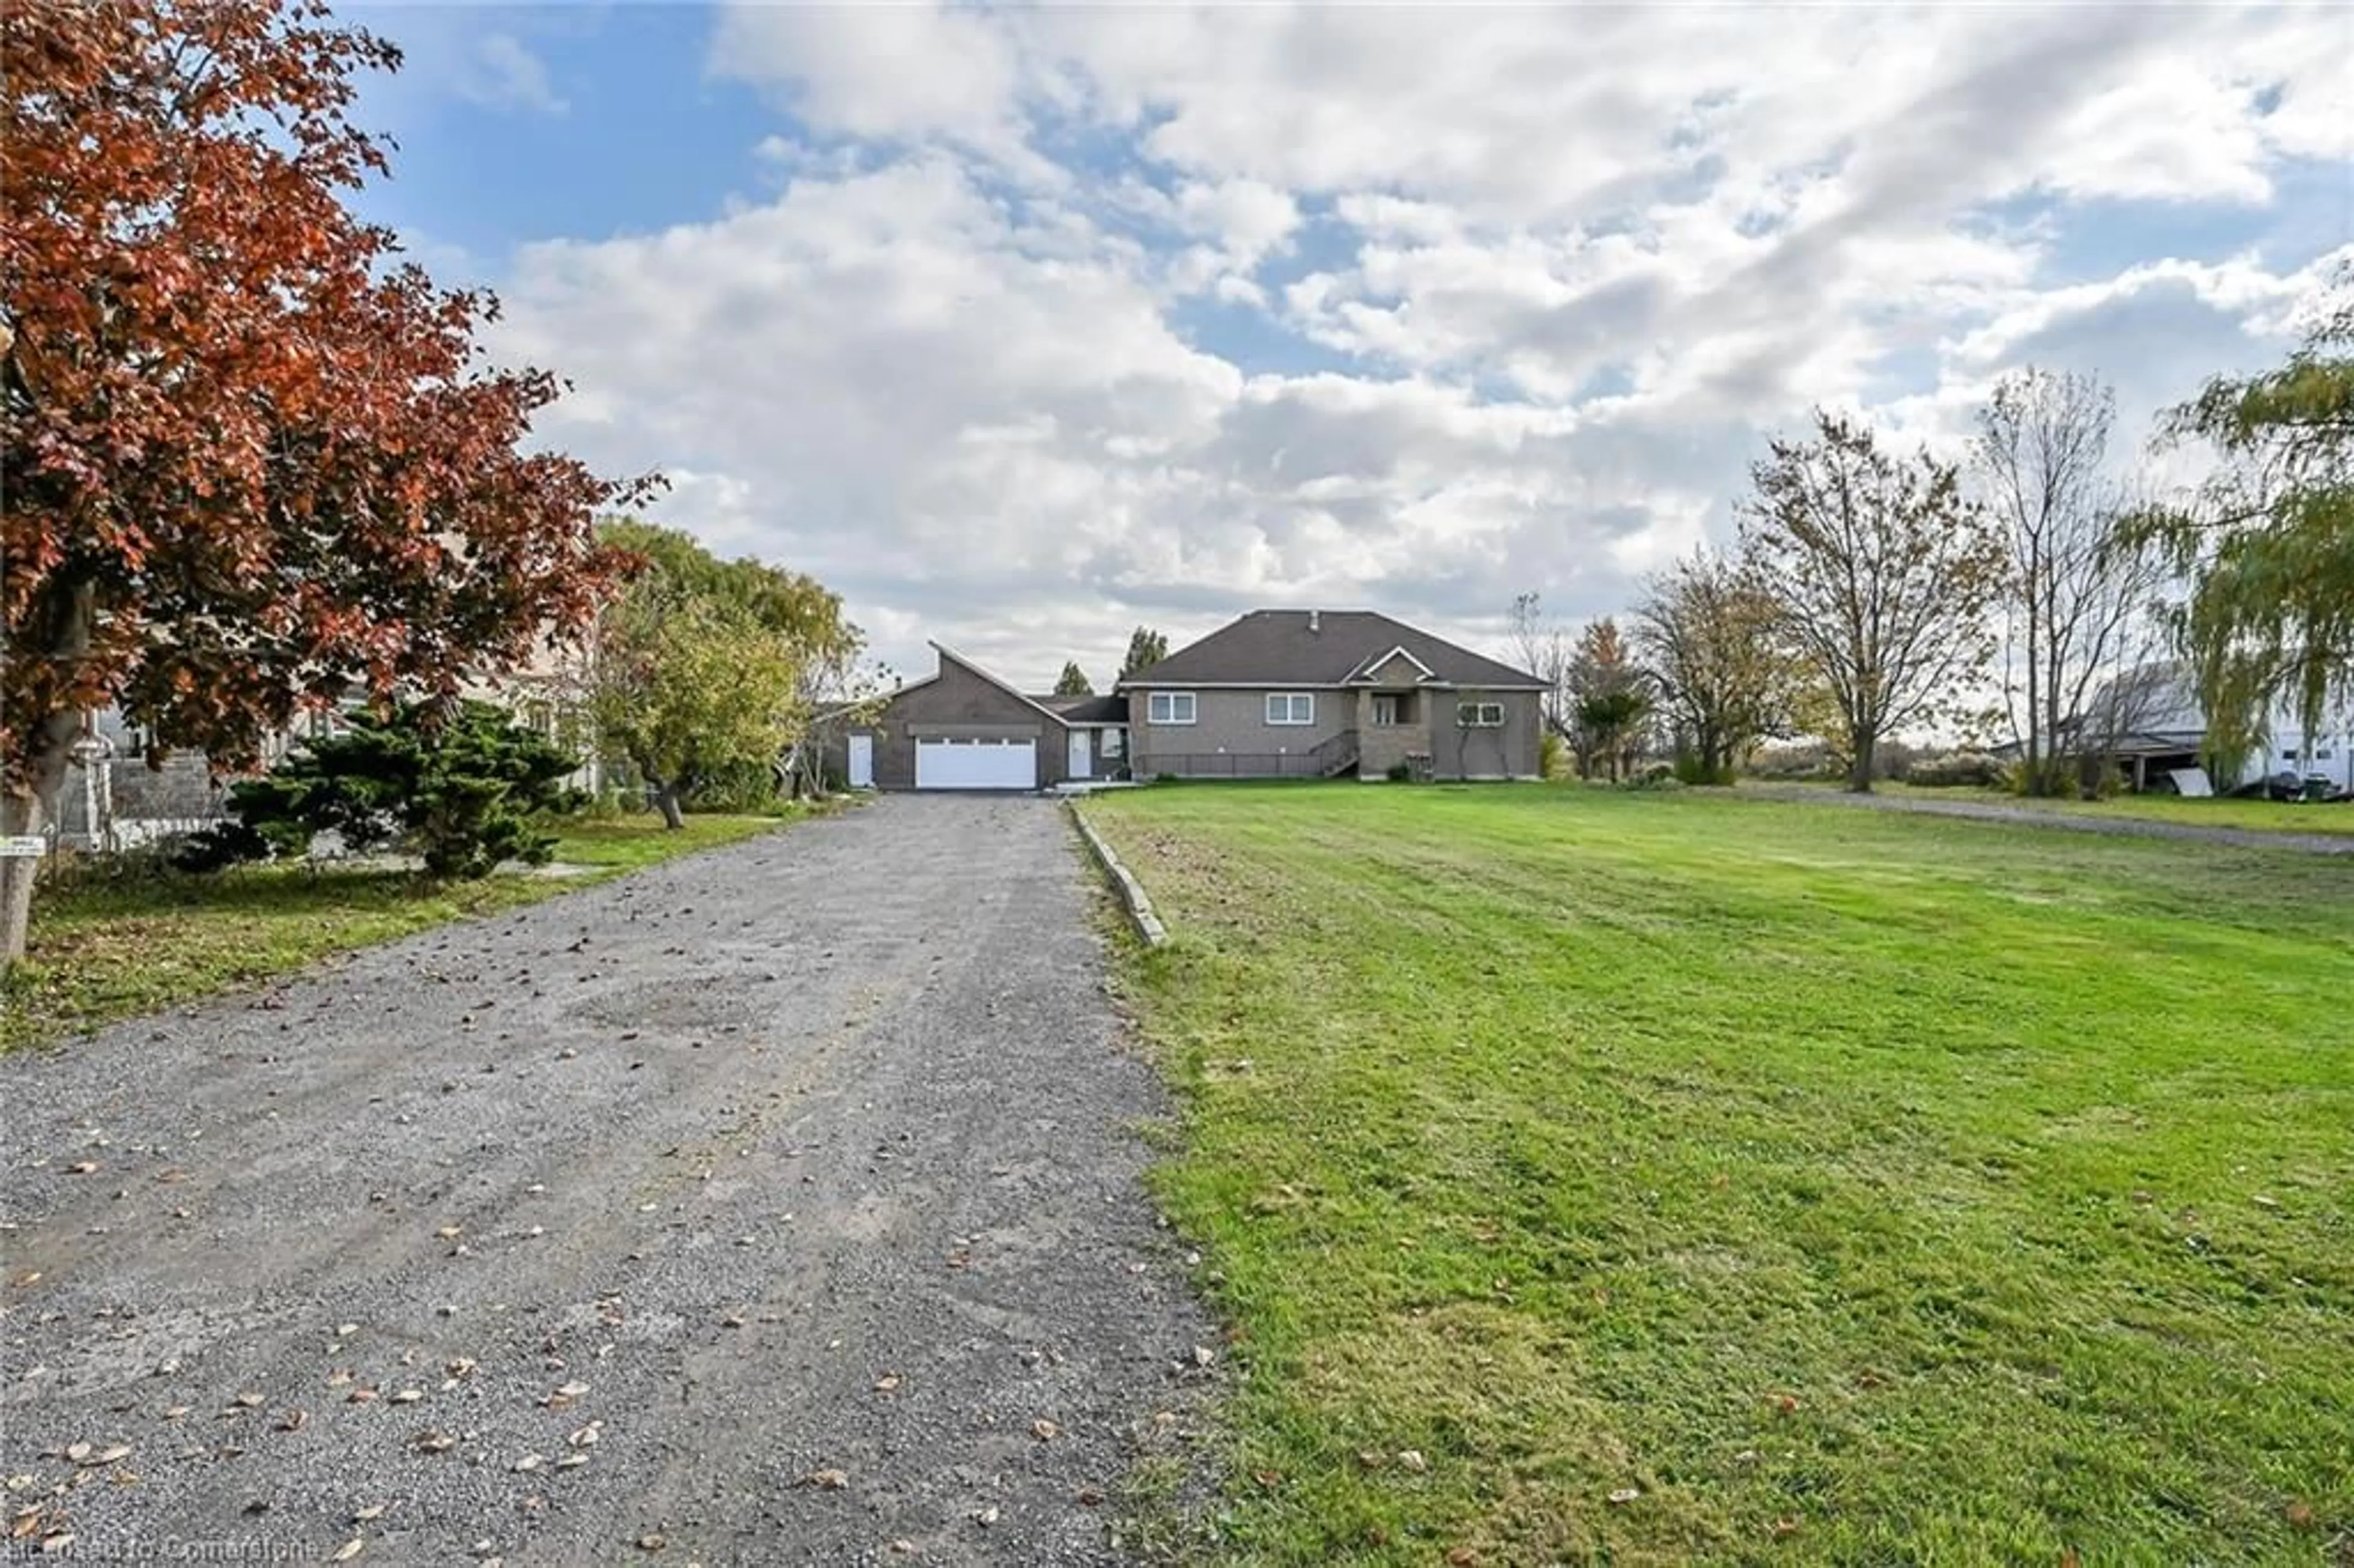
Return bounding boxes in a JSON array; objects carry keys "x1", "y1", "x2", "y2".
[
  {"x1": 189, "y1": 701, "x2": 582, "y2": 878},
  {"x1": 170, "y1": 819, "x2": 273, "y2": 875},
  {"x1": 1672, "y1": 753, "x2": 1735, "y2": 786},
  {"x1": 1539, "y1": 731, "x2": 1566, "y2": 779},
  {"x1": 684, "y1": 757, "x2": 783, "y2": 812},
  {"x1": 1385, "y1": 761, "x2": 1412, "y2": 782}
]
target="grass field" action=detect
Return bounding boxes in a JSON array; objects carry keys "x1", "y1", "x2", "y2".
[
  {"x1": 0, "y1": 812, "x2": 796, "y2": 1052},
  {"x1": 1759, "y1": 777, "x2": 2354, "y2": 837},
  {"x1": 1084, "y1": 783, "x2": 2353, "y2": 1566}
]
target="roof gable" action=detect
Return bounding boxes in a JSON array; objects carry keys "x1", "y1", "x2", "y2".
[
  {"x1": 1345, "y1": 645, "x2": 1439, "y2": 685},
  {"x1": 1119, "y1": 610, "x2": 1544, "y2": 690},
  {"x1": 929, "y1": 642, "x2": 1072, "y2": 726}
]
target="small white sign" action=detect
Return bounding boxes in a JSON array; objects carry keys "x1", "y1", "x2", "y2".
[{"x1": 0, "y1": 835, "x2": 47, "y2": 858}]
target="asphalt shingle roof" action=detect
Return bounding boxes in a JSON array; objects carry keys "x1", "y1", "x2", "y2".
[
  {"x1": 1119, "y1": 610, "x2": 1544, "y2": 689},
  {"x1": 1030, "y1": 693, "x2": 1130, "y2": 723}
]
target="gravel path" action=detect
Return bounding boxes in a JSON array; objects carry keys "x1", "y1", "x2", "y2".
[
  {"x1": 1, "y1": 796, "x2": 1214, "y2": 1565},
  {"x1": 1739, "y1": 783, "x2": 2354, "y2": 854}
]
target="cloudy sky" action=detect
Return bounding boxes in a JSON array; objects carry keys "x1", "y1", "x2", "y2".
[{"x1": 346, "y1": 2, "x2": 2352, "y2": 690}]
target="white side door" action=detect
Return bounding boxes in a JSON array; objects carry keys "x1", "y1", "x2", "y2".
[
  {"x1": 847, "y1": 733, "x2": 874, "y2": 789},
  {"x1": 1067, "y1": 728, "x2": 1091, "y2": 779}
]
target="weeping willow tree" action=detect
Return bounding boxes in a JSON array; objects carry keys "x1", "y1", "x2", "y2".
[{"x1": 2141, "y1": 271, "x2": 2354, "y2": 777}]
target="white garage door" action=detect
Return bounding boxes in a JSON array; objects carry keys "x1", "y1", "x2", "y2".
[{"x1": 915, "y1": 737, "x2": 1036, "y2": 791}]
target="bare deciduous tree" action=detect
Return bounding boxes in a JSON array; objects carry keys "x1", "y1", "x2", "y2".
[
  {"x1": 1634, "y1": 549, "x2": 1791, "y2": 783},
  {"x1": 1507, "y1": 593, "x2": 1572, "y2": 740},
  {"x1": 1742, "y1": 411, "x2": 2008, "y2": 792},
  {"x1": 1973, "y1": 368, "x2": 2170, "y2": 796}
]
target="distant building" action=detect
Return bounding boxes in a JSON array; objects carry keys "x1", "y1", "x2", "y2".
[{"x1": 2068, "y1": 663, "x2": 2352, "y2": 793}]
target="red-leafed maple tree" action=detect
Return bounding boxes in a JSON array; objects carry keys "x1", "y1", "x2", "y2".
[{"x1": 1, "y1": 0, "x2": 659, "y2": 961}]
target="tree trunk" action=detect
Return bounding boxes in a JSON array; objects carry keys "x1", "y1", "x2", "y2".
[
  {"x1": 1, "y1": 790, "x2": 50, "y2": 966},
  {"x1": 2, "y1": 581, "x2": 96, "y2": 967},
  {"x1": 1845, "y1": 726, "x2": 1877, "y2": 793},
  {"x1": 1, "y1": 726, "x2": 78, "y2": 965},
  {"x1": 652, "y1": 782, "x2": 685, "y2": 831}
]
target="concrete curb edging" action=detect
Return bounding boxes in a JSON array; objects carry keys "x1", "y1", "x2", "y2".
[{"x1": 1067, "y1": 802, "x2": 1168, "y2": 947}]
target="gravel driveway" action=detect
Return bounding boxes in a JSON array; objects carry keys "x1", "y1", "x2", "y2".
[{"x1": 1, "y1": 796, "x2": 1213, "y2": 1565}]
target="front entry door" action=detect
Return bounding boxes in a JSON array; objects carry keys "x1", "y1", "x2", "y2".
[
  {"x1": 1067, "y1": 728, "x2": 1091, "y2": 780},
  {"x1": 847, "y1": 733, "x2": 874, "y2": 789}
]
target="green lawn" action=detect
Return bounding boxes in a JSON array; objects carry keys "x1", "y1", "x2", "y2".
[
  {"x1": 1, "y1": 811, "x2": 799, "y2": 1051},
  {"x1": 1758, "y1": 777, "x2": 2354, "y2": 837},
  {"x1": 1084, "y1": 783, "x2": 2353, "y2": 1567}
]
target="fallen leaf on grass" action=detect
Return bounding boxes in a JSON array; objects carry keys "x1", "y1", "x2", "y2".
[
  {"x1": 1395, "y1": 1451, "x2": 1428, "y2": 1474},
  {"x1": 1607, "y1": 1487, "x2": 1639, "y2": 1505}
]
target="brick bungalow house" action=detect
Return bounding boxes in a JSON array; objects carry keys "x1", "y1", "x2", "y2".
[{"x1": 834, "y1": 610, "x2": 1545, "y2": 790}]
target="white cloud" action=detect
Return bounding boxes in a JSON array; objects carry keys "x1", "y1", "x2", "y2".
[
  {"x1": 467, "y1": 34, "x2": 566, "y2": 116},
  {"x1": 476, "y1": 4, "x2": 2347, "y2": 684}
]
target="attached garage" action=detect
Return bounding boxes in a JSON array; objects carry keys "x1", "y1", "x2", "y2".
[
  {"x1": 914, "y1": 736, "x2": 1037, "y2": 791},
  {"x1": 828, "y1": 642, "x2": 1073, "y2": 793}
]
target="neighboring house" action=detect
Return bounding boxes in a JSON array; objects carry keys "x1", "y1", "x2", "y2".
[
  {"x1": 50, "y1": 707, "x2": 228, "y2": 850},
  {"x1": 51, "y1": 637, "x2": 606, "y2": 850},
  {"x1": 2069, "y1": 662, "x2": 2353, "y2": 793},
  {"x1": 1119, "y1": 609, "x2": 1547, "y2": 782},
  {"x1": 828, "y1": 644, "x2": 1132, "y2": 791}
]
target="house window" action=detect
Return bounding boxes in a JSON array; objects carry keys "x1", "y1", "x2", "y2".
[
  {"x1": 1265, "y1": 692, "x2": 1315, "y2": 726},
  {"x1": 1373, "y1": 694, "x2": 1401, "y2": 726},
  {"x1": 1458, "y1": 701, "x2": 1505, "y2": 728},
  {"x1": 1102, "y1": 727, "x2": 1126, "y2": 758},
  {"x1": 1148, "y1": 692, "x2": 1196, "y2": 725}
]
